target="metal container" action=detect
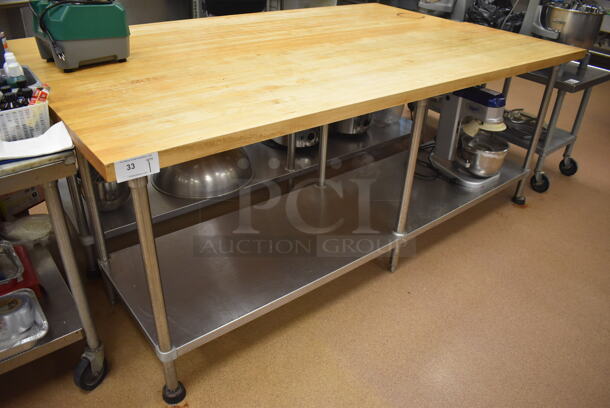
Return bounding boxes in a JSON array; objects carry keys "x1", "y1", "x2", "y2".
[
  {"x1": 272, "y1": 127, "x2": 320, "y2": 149},
  {"x1": 331, "y1": 114, "x2": 373, "y2": 136},
  {"x1": 460, "y1": 131, "x2": 509, "y2": 178},
  {"x1": 152, "y1": 148, "x2": 253, "y2": 200},
  {"x1": 544, "y1": 4, "x2": 605, "y2": 49},
  {"x1": 372, "y1": 105, "x2": 405, "y2": 127},
  {"x1": 0, "y1": 290, "x2": 35, "y2": 342},
  {"x1": 0, "y1": 288, "x2": 49, "y2": 360},
  {"x1": 90, "y1": 169, "x2": 131, "y2": 212}
]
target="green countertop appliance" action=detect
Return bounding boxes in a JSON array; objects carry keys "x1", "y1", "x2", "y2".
[{"x1": 30, "y1": 0, "x2": 130, "y2": 72}]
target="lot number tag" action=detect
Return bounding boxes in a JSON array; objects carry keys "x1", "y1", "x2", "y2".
[{"x1": 115, "y1": 152, "x2": 160, "y2": 183}]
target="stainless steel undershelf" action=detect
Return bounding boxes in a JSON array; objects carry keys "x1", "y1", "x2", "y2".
[
  {"x1": 497, "y1": 127, "x2": 576, "y2": 157},
  {"x1": 519, "y1": 61, "x2": 610, "y2": 93},
  {"x1": 0, "y1": 247, "x2": 84, "y2": 374},
  {"x1": 107, "y1": 151, "x2": 527, "y2": 358},
  {"x1": 59, "y1": 119, "x2": 412, "y2": 239}
]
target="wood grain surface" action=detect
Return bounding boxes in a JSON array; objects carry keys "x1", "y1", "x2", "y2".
[{"x1": 10, "y1": 4, "x2": 585, "y2": 181}]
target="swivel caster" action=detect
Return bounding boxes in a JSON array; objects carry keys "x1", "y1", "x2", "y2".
[
  {"x1": 74, "y1": 357, "x2": 108, "y2": 391},
  {"x1": 46, "y1": 57, "x2": 54, "y2": 63},
  {"x1": 530, "y1": 174, "x2": 550, "y2": 193},
  {"x1": 64, "y1": 68, "x2": 75, "y2": 73},
  {"x1": 559, "y1": 158, "x2": 578, "y2": 176},
  {"x1": 163, "y1": 381, "x2": 187, "y2": 405},
  {"x1": 117, "y1": 58, "x2": 127, "y2": 63}
]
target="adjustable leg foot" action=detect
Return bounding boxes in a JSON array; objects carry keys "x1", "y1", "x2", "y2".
[
  {"x1": 163, "y1": 381, "x2": 187, "y2": 405},
  {"x1": 512, "y1": 195, "x2": 526, "y2": 206}
]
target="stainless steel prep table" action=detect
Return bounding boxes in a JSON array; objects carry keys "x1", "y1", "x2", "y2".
[{"x1": 10, "y1": 4, "x2": 584, "y2": 403}]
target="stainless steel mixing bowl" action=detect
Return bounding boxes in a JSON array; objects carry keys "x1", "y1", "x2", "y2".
[
  {"x1": 331, "y1": 114, "x2": 373, "y2": 135},
  {"x1": 544, "y1": 4, "x2": 605, "y2": 49},
  {"x1": 91, "y1": 168, "x2": 131, "y2": 212},
  {"x1": 460, "y1": 131, "x2": 509, "y2": 178},
  {"x1": 152, "y1": 148, "x2": 253, "y2": 200}
]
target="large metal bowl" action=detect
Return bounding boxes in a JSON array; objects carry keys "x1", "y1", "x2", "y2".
[
  {"x1": 152, "y1": 149, "x2": 253, "y2": 200},
  {"x1": 544, "y1": 4, "x2": 605, "y2": 49},
  {"x1": 460, "y1": 131, "x2": 509, "y2": 178}
]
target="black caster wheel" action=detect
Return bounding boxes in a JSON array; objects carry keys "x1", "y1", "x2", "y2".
[
  {"x1": 163, "y1": 381, "x2": 187, "y2": 405},
  {"x1": 559, "y1": 158, "x2": 578, "y2": 176},
  {"x1": 46, "y1": 57, "x2": 54, "y2": 63},
  {"x1": 117, "y1": 58, "x2": 127, "y2": 63},
  {"x1": 530, "y1": 174, "x2": 550, "y2": 193},
  {"x1": 74, "y1": 357, "x2": 108, "y2": 391},
  {"x1": 64, "y1": 68, "x2": 75, "y2": 73},
  {"x1": 512, "y1": 196, "x2": 526, "y2": 205}
]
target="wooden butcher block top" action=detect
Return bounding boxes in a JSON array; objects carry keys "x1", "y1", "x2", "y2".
[{"x1": 10, "y1": 4, "x2": 585, "y2": 181}]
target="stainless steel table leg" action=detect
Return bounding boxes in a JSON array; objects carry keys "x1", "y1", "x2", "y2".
[
  {"x1": 76, "y1": 152, "x2": 112, "y2": 275},
  {"x1": 43, "y1": 180, "x2": 107, "y2": 389},
  {"x1": 286, "y1": 133, "x2": 296, "y2": 171},
  {"x1": 388, "y1": 99, "x2": 427, "y2": 272},
  {"x1": 66, "y1": 176, "x2": 96, "y2": 274},
  {"x1": 502, "y1": 77, "x2": 512, "y2": 97},
  {"x1": 286, "y1": 132, "x2": 297, "y2": 190},
  {"x1": 67, "y1": 174, "x2": 117, "y2": 304},
  {"x1": 562, "y1": 87, "x2": 592, "y2": 164},
  {"x1": 533, "y1": 89, "x2": 566, "y2": 183},
  {"x1": 512, "y1": 65, "x2": 560, "y2": 205},
  {"x1": 318, "y1": 124, "x2": 329, "y2": 187},
  {"x1": 128, "y1": 177, "x2": 186, "y2": 405}
]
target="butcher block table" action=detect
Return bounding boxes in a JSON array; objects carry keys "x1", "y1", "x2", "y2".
[{"x1": 11, "y1": 4, "x2": 584, "y2": 403}]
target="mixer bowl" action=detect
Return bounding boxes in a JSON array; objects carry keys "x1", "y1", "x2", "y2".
[
  {"x1": 152, "y1": 149, "x2": 253, "y2": 200},
  {"x1": 544, "y1": 5, "x2": 605, "y2": 49},
  {"x1": 460, "y1": 132, "x2": 509, "y2": 178}
]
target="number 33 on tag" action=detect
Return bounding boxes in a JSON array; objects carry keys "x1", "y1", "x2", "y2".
[{"x1": 114, "y1": 152, "x2": 160, "y2": 183}]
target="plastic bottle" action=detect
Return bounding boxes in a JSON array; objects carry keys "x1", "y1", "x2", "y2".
[
  {"x1": 3, "y1": 51, "x2": 16, "y2": 73},
  {"x1": 5, "y1": 62, "x2": 25, "y2": 87}
]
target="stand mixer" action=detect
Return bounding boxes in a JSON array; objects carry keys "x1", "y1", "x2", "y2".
[{"x1": 430, "y1": 87, "x2": 510, "y2": 188}]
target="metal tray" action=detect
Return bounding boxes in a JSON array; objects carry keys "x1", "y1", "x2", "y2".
[
  {"x1": 0, "y1": 288, "x2": 49, "y2": 361},
  {"x1": 0, "y1": 240, "x2": 24, "y2": 285}
]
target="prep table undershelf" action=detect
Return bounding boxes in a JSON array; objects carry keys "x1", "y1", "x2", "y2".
[
  {"x1": 107, "y1": 151, "x2": 527, "y2": 357},
  {"x1": 0, "y1": 247, "x2": 83, "y2": 375}
]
